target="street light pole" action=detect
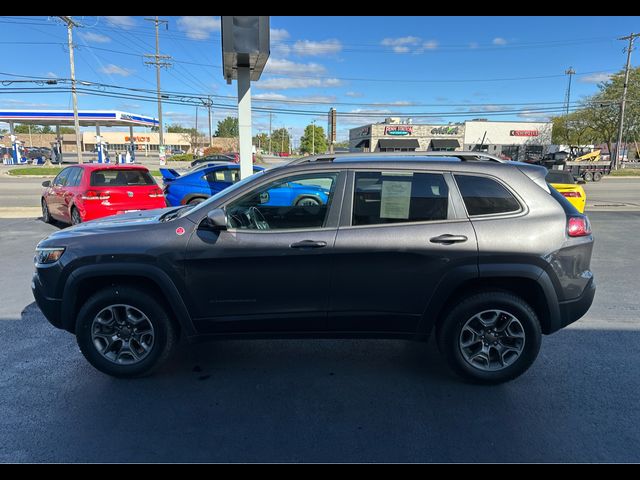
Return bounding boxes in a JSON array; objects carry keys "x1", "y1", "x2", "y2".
[
  {"x1": 58, "y1": 16, "x2": 82, "y2": 164},
  {"x1": 615, "y1": 33, "x2": 639, "y2": 170}
]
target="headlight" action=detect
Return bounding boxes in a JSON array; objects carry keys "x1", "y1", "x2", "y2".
[{"x1": 35, "y1": 247, "x2": 65, "y2": 265}]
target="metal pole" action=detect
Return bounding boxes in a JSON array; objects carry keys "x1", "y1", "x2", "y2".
[
  {"x1": 615, "y1": 33, "x2": 639, "y2": 170},
  {"x1": 195, "y1": 105, "x2": 199, "y2": 154},
  {"x1": 564, "y1": 67, "x2": 575, "y2": 116},
  {"x1": 154, "y1": 17, "x2": 164, "y2": 150},
  {"x1": 207, "y1": 96, "x2": 212, "y2": 147},
  {"x1": 60, "y1": 17, "x2": 83, "y2": 164},
  {"x1": 237, "y1": 66, "x2": 253, "y2": 180},
  {"x1": 312, "y1": 120, "x2": 315, "y2": 155},
  {"x1": 268, "y1": 112, "x2": 272, "y2": 155}
]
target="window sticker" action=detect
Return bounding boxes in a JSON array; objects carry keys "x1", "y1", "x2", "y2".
[{"x1": 380, "y1": 178, "x2": 412, "y2": 219}]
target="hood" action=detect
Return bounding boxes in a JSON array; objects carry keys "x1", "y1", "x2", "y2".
[{"x1": 40, "y1": 206, "x2": 185, "y2": 244}]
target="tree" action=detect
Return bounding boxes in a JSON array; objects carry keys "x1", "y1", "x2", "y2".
[
  {"x1": 166, "y1": 123, "x2": 192, "y2": 133},
  {"x1": 253, "y1": 132, "x2": 269, "y2": 151},
  {"x1": 59, "y1": 127, "x2": 75, "y2": 134},
  {"x1": 299, "y1": 123, "x2": 327, "y2": 154},
  {"x1": 14, "y1": 124, "x2": 39, "y2": 134},
  {"x1": 555, "y1": 66, "x2": 640, "y2": 158},
  {"x1": 215, "y1": 116, "x2": 239, "y2": 137},
  {"x1": 271, "y1": 128, "x2": 290, "y2": 153}
]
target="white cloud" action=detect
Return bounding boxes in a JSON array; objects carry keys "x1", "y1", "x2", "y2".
[
  {"x1": 580, "y1": 72, "x2": 612, "y2": 84},
  {"x1": 518, "y1": 110, "x2": 551, "y2": 121},
  {"x1": 46, "y1": 72, "x2": 58, "y2": 78},
  {"x1": 255, "y1": 78, "x2": 342, "y2": 90},
  {"x1": 345, "y1": 91, "x2": 363, "y2": 98},
  {"x1": 492, "y1": 37, "x2": 507, "y2": 46},
  {"x1": 2, "y1": 99, "x2": 59, "y2": 108},
  {"x1": 270, "y1": 28, "x2": 290, "y2": 42},
  {"x1": 104, "y1": 16, "x2": 136, "y2": 29},
  {"x1": 100, "y1": 64, "x2": 133, "y2": 77},
  {"x1": 79, "y1": 32, "x2": 111, "y2": 43},
  {"x1": 293, "y1": 39, "x2": 342, "y2": 56},
  {"x1": 253, "y1": 93, "x2": 289, "y2": 101},
  {"x1": 422, "y1": 40, "x2": 438, "y2": 50},
  {"x1": 177, "y1": 16, "x2": 221, "y2": 40},
  {"x1": 469, "y1": 42, "x2": 479, "y2": 49},
  {"x1": 381, "y1": 36, "x2": 421, "y2": 54},
  {"x1": 480, "y1": 105, "x2": 509, "y2": 112},
  {"x1": 264, "y1": 58, "x2": 327, "y2": 75}
]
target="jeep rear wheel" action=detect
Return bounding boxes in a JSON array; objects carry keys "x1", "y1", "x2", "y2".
[
  {"x1": 75, "y1": 286, "x2": 177, "y2": 378},
  {"x1": 436, "y1": 291, "x2": 541, "y2": 384}
]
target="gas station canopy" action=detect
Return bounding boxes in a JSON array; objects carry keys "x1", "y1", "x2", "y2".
[{"x1": 0, "y1": 110, "x2": 158, "y2": 127}]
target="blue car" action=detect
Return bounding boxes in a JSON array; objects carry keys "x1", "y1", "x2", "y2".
[
  {"x1": 161, "y1": 164, "x2": 331, "y2": 208},
  {"x1": 161, "y1": 163, "x2": 265, "y2": 206}
]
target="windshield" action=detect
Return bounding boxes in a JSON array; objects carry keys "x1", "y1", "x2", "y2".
[{"x1": 184, "y1": 169, "x2": 267, "y2": 217}]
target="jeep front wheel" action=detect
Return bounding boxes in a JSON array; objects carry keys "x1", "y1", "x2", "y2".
[{"x1": 75, "y1": 286, "x2": 177, "y2": 378}]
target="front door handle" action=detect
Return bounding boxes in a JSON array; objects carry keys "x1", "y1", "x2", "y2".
[
  {"x1": 430, "y1": 234, "x2": 468, "y2": 245},
  {"x1": 290, "y1": 240, "x2": 327, "y2": 249}
]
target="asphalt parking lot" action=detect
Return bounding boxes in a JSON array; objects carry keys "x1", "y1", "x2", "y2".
[{"x1": 0, "y1": 207, "x2": 639, "y2": 463}]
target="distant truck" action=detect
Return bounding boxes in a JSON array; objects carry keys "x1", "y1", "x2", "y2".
[{"x1": 540, "y1": 148, "x2": 611, "y2": 182}]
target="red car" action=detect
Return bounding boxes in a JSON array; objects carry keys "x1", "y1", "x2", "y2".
[{"x1": 41, "y1": 164, "x2": 165, "y2": 225}]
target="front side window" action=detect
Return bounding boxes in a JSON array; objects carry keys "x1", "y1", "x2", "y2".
[
  {"x1": 352, "y1": 171, "x2": 449, "y2": 226},
  {"x1": 455, "y1": 174, "x2": 521, "y2": 216},
  {"x1": 225, "y1": 172, "x2": 338, "y2": 231},
  {"x1": 53, "y1": 168, "x2": 71, "y2": 187}
]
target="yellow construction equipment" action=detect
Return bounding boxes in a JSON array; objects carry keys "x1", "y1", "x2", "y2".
[{"x1": 573, "y1": 150, "x2": 601, "y2": 162}]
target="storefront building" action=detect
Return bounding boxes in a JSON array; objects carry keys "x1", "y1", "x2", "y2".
[
  {"x1": 350, "y1": 119, "x2": 464, "y2": 153},
  {"x1": 350, "y1": 118, "x2": 553, "y2": 161},
  {"x1": 463, "y1": 120, "x2": 553, "y2": 161}
]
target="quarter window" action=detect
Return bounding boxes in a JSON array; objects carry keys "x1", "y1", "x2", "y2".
[
  {"x1": 225, "y1": 173, "x2": 338, "y2": 231},
  {"x1": 352, "y1": 171, "x2": 449, "y2": 226},
  {"x1": 455, "y1": 175, "x2": 521, "y2": 216},
  {"x1": 53, "y1": 168, "x2": 71, "y2": 187}
]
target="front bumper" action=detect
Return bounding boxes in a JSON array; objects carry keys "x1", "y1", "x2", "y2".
[
  {"x1": 557, "y1": 277, "x2": 596, "y2": 330},
  {"x1": 31, "y1": 273, "x2": 63, "y2": 330}
]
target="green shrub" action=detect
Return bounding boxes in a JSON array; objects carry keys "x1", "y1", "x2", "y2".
[{"x1": 168, "y1": 153, "x2": 195, "y2": 162}]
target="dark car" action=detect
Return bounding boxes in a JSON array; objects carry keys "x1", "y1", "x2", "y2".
[
  {"x1": 32, "y1": 152, "x2": 595, "y2": 384},
  {"x1": 190, "y1": 154, "x2": 236, "y2": 168}
]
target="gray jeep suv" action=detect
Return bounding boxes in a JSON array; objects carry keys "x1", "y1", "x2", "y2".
[{"x1": 32, "y1": 153, "x2": 595, "y2": 384}]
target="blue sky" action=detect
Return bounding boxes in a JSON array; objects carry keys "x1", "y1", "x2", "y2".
[{"x1": 0, "y1": 15, "x2": 638, "y2": 141}]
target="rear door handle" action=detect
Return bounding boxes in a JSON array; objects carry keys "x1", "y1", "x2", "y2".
[
  {"x1": 290, "y1": 240, "x2": 327, "y2": 249},
  {"x1": 430, "y1": 234, "x2": 468, "y2": 245}
]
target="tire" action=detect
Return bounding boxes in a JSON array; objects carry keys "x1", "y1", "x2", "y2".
[
  {"x1": 41, "y1": 198, "x2": 53, "y2": 224},
  {"x1": 187, "y1": 197, "x2": 205, "y2": 206},
  {"x1": 583, "y1": 171, "x2": 593, "y2": 182},
  {"x1": 75, "y1": 285, "x2": 178, "y2": 378},
  {"x1": 593, "y1": 171, "x2": 603, "y2": 182},
  {"x1": 436, "y1": 291, "x2": 542, "y2": 384},
  {"x1": 70, "y1": 207, "x2": 82, "y2": 225},
  {"x1": 295, "y1": 197, "x2": 321, "y2": 207}
]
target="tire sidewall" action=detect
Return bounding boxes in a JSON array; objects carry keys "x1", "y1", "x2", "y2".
[
  {"x1": 438, "y1": 292, "x2": 542, "y2": 384},
  {"x1": 75, "y1": 286, "x2": 174, "y2": 378},
  {"x1": 42, "y1": 198, "x2": 51, "y2": 223}
]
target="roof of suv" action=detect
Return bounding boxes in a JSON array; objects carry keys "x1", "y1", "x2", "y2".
[{"x1": 287, "y1": 150, "x2": 507, "y2": 166}]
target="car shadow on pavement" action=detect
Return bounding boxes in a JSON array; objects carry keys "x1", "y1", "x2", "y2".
[{"x1": 1, "y1": 302, "x2": 639, "y2": 462}]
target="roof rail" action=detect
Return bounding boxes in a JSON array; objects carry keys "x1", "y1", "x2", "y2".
[{"x1": 287, "y1": 150, "x2": 505, "y2": 165}]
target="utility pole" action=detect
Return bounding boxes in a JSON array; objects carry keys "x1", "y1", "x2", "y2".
[
  {"x1": 58, "y1": 16, "x2": 83, "y2": 164},
  {"x1": 195, "y1": 105, "x2": 199, "y2": 153},
  {"x1": 312, "y1": 120, "x2": 316, "y2": 155},
  {"x1": 615, "y1": 33, "x2": 639, "y2": 170},
  {"x1": 144, "y1": 16, "x2": 171, "y2": 160},
  {"x1": 207, "y1": 96, "x2": 212, "y2": 147},
  {"x1": 564, "y1": 67, "x2": 575, "y2": 116},
  {"x1": 268, "y1": 112, "x2": 273, "y2": 155}
]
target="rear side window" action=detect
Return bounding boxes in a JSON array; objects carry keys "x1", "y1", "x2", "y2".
[
  {"x1": 353, "y1": 171, "x2": 449, "y2": 226},
  {"x1": 455, "y1": 175, "x2": 521, "y2": 216},
  {"x1": 90, "y1": 169, "x2": 155, "y2": 186},
  {"x1": 205, "y1": 169, "x2": 238, "y2": 183},
  {"x1": 67, "y1": 168, "x2": 83, "y2": 187}
]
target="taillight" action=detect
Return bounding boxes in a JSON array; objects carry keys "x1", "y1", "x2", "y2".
[
  {"x1": 567, "y1": 216, "x2": 591, "y2": 237},
  {"x1": 82, "y1": 190, "x2": 110, "y2": 200},
  {"x1": 149, "y1": 187, "x2": 164, "y2": 198},
  {"x1": 561, "y1": 191, "x2": 582, "y2": 198}
]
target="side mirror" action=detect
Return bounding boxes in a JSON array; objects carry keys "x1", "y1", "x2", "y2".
[
  {"x1": 42, "y1": 180, "x2": 51, "y2": 188},
  {"x1": 577, "y1": 179, "x2": 586, "y2": 185},
  {"x1": 206, "y1": 208, "x2": 228, "y2": 230}
]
